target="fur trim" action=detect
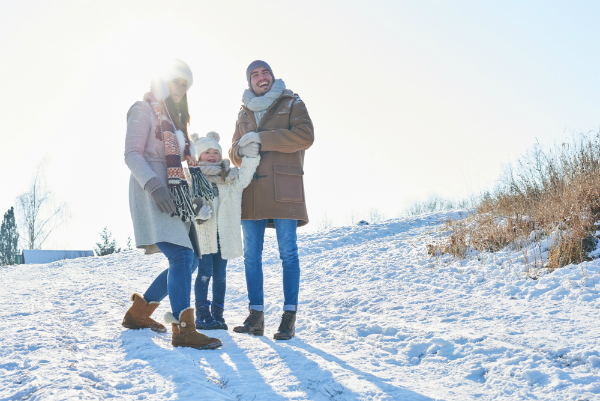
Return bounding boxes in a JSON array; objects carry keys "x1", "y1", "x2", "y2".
[
  {"x1": 180, "y1": 306, "x2": 194, "y2": 314},
  {"x1": 150, "y1": 78, "x2": 170, "y2": 102},
  {"x1": 164, "y1": 311, "x2": 179, "y2": 324},
  {"x1": 189, "y1": 141, "x2": 197, "y2": 160},
  {"x1": 165, "y1": 59, "x2": 193, "y2": 87},
  {"x1": 175, "y1": 130, "x2": 186, "y2": 157},
  {"x1": 164, "y1": 306, "x2": 194, "y2": 325},
  {"x1": 130, "y1": 292, "x2": 144, "y2": 302}
]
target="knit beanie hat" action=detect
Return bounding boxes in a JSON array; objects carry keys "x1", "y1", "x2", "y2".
[
  {"x1": 191, "y1": 131, "x2": 222, "y2": 160},
  {"x1": 246, "y1": 60, "x2": 275, "y2": 88},
  {"x1": 151, "y1": 59, "x2": 194, "y2": 101}
]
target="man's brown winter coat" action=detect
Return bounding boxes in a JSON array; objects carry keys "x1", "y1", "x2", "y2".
[{"x1": 229, "y1": 89, "x2": 314, "y2": 227}]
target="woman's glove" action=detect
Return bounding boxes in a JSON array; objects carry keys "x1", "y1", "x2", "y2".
[
  {"x1": 151, "y1": 186, "x2": 176, "y2": 214},
  {"x1": 239, "y1": 142, "x2": 260, "y2": 158},
  {"x1": 238, "y1": 131, "x2": 261, "y2": 147}
]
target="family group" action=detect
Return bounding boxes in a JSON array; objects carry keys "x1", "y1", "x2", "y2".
[{"x1": 122, "y1": 59, "x2": 314, "y2": 349}]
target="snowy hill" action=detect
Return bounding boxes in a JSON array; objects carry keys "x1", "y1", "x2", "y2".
[{"x1": 2, "y1": 211, "x2": 600, "y2": 400}]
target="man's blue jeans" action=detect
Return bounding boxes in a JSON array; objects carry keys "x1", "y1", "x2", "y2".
[
  {"x1": 195, "y1": 240, "x2": 227, "y2": 306},
  {"x1": 143, "y1": 242, "x2": 199, "y2": 320},
  {"x1": 242, "y1": 219, "x2": 300, "y2": 311}
]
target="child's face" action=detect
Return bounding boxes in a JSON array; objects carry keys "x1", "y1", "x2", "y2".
[{"x1": 200, "y1": 148, "x2": 221, "y2": 163}]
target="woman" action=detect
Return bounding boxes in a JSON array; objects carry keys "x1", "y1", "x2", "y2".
[{"x1": 121, "y1": 59, "x2": 221, "y2": 350}]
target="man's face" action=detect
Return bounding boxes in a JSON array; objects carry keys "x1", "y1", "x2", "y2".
[{"x1": 250, "y1": 67, "x2": 273, "y2": 96}]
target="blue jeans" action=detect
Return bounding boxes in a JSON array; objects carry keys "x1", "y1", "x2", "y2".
[
  {"x1": 195, "y1": 239, "x2": 228, "y2": 306},
  {"x1": 143, "y1": 242, "x2": 199, "y2": 320},
  {"x1": 242, "y1": 219, "x2": 300, "y2": 311}
]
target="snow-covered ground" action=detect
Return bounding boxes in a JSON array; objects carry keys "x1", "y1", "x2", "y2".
[{"x1": 2, "y1": 211, "x2": 600, "y2": 400}]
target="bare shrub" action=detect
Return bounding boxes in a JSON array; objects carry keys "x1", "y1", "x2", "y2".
[
  {"x1": 430, "y1": 132, "x2": 600, "y2": 268},
  {"x1": 405, "y1": 195, "x2": 475, "y2": 217},
  {"x1": 317, "y1": 212, "x2": 334, "y2": 231},
  {"x1": 368, "y1": 207, "x2": 386, "y2": 224},
  {"x1": 346, "y1": 209, "x2": 361, "y2": 225}
]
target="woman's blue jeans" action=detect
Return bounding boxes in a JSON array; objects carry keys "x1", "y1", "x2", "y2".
[
  {"x1": 195, "y1": 240, "x2": 228, "y2": 306},
  {"x1": 241, "y1": 219, "x2": 300, "y2": 311},
  {"x1": 143, "y1": 242, "x2": 199, "y2": 320}
]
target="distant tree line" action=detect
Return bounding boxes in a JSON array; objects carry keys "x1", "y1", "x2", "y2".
[
  {"x1": 95, "y1": 227, "x2": 133, "y2": 256},
  {"x1": 1, "y1": 162, "x2": 133, "y2": 265},
  {"x1": 0, "y1": 207, "x2": 19, "y2": 265}
]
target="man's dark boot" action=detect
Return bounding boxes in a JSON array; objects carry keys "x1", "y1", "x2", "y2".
[
  {"x1": 233, "y1": 309, "x2": 264, "y2": 336},
  {"x1": 273, "y1": 311, "x2": 296, "y2": 340}
]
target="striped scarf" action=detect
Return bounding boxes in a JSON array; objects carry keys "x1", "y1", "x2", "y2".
[{"x1": 144, "y1": 92, "x2": 214, "y2": 222}]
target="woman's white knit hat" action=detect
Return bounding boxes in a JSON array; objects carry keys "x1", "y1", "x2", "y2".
[
  {"x1": 191, "y1": 131, "x2": 222, "y2": 159},
  {"x1": 150, "y1": 59, "x2": 194, "y2": 101}
]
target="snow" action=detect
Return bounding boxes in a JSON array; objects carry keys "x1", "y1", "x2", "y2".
[{"x1": 2, "y1": 211, "x2": 600, "y2": 400}]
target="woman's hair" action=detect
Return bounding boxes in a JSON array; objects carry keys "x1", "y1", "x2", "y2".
[{"x1": 164, "y1": 93, "x2": 190, "y2": 135}]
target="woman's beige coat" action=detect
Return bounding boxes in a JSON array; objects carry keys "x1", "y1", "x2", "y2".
[
  {"x1": 195, "y1": 156, "x2": 260, "y2": 259},
  {"x1": 124, "y1": 100, "x2": 194, "y2": 251}
]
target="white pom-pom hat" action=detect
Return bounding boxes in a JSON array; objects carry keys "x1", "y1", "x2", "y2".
[{"x1": 191, "y1": 131, "x2": 222, "y2": 160}]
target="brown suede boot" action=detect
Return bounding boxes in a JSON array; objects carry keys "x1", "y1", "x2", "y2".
[
  {"x1": 165, "y1": 308, "x2": 222, "y2": 349},
  {"x1": 122, "y1": 293, "x2": 167, "y2": 333}
]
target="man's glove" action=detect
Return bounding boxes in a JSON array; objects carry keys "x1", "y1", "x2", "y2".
[
  {"x1": 238, "y1": 142, "x2": 260, "y2": 158},
  {"x1": 151, "y1": 186, "x2": 177, "y2": 214},
  {"x1": 238, "y1": 131, "x2": 261, "y2": 147}
]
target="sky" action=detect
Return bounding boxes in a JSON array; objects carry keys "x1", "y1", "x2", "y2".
[{"x1": 1, "y1": 0, "x2": 599, "y2": 250}]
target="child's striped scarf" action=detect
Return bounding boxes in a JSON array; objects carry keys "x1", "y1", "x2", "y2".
[{"x1": 144, "y1": 92, "x2": 214, "y2": 222}]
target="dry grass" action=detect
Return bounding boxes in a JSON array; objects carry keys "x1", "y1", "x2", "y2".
[{"x1": 429, "y1": 131, "x2": 600, "y2": 268}]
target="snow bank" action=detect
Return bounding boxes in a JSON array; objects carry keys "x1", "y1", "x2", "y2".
[{"x1": 1, "y1": 211, "x2": 599, "y2": 400}]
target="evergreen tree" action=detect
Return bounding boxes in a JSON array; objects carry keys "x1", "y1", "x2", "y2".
[
  {"x1": 0, "y1": 207, "x2": 20, "y2": 265},
  {"x1": 94, "y1": 227, "x2": 121, "y2": 256}
]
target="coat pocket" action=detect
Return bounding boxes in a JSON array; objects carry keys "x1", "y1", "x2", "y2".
[{"x1": 273, "y1": 164, "x2": 304, "y2": 203}]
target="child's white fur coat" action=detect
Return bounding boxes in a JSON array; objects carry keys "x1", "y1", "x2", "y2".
[{"x1": 195, "y1": 156, "x2": 260, "y2": 259}]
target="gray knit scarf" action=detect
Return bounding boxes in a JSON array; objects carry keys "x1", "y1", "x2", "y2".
[
  {"x1": 197, "y1": 159, "x2": 239, "y2": 184},
  {"x1": 242, "y1": 79, "x2": 286, "y2": 127}
]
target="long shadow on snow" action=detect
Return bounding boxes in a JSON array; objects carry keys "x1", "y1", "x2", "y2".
[
  {"x1": 120, "y1": 329, "x2": 288, "y2": 400},
  {"x1": 196, "y1": 331, "x2": 292, "y2": 401},
  {"x1": 262, "y1": 337, "x2": 435, "y2": 401},
  {"x1": 120, "y1": 329, "x2": 235, "y2": 400}
]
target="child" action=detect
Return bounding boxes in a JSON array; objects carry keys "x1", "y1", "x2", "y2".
[{"x1": 191, "y1": 131, "x2": 260, "y2": 329}]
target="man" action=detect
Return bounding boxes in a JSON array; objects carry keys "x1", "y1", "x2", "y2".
[{"x1": 229, "y1": 60, "x2": 314, "y2": 340}]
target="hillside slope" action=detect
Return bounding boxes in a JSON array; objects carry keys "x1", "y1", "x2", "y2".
[{"x1": 2, "y1": 212, "x2": 600, "y2": 400}]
